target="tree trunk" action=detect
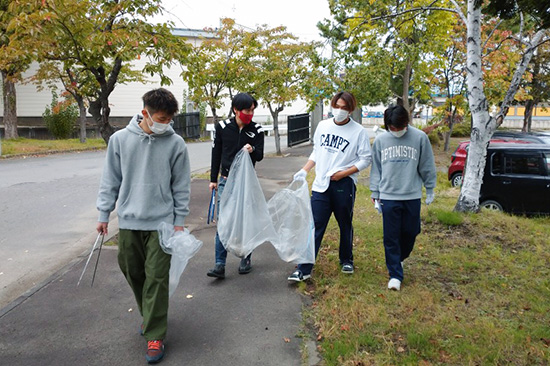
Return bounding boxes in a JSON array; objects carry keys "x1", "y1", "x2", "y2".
[
  {"x1": 268, "y1": 103, "x2": 283, "y2": 156},
  {"x1": 402, "y1": 59, "x2": 412, "y2": 116},
  {"x1": 77, "y1": 96, "x2": 87, "y2": 143},
  {"x1": 1, "y1": 70, "x2": 18, "y2": 139},
  {"x1": 523, "y1": 99, "x2": 535, "y2": 132},
  {"x1": 443, "y1": 104, "x2": 455, "y2": 152},
  {"x1": 89, "y1": 97, "x2": 114, "y2": 144},
  {"x1": 454, "y1": 2, "x2": 494, "y2": 213}
]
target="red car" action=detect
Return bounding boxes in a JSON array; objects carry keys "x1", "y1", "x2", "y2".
[{"x1": 448, "y1": 132, "x2": 550, "y2": 187}]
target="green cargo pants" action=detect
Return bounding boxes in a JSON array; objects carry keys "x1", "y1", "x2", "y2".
[{"x1": 118, "y1": 229, "x2": 171, "y2": 341}]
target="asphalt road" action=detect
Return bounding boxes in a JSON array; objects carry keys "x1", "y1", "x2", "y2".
[{"x1": 0, "y1": 136, "x2": 278, "y2": 309}]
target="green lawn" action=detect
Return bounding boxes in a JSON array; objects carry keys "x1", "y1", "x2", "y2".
[
  {"x1": 299, "y1": 141, "x2": 550, "y2": 365},
  {"x1": 0, "y1": 137, "x2": 106, "y2": 156}
]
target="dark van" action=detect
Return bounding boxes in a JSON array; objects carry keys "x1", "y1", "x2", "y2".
[{"x1": 479, "y1": 144, "x2": 550, "y2": 215}]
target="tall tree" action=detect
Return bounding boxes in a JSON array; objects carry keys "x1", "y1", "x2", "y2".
[
  {"x1": 522, "y1": 43, "x2": 550, "y2": 131},
  {"x1": 250, "y1": 25, "x2": 320, "y2": 156},
  {"x1": 181, "y1": 18, "x2": 258, "y2": 122},
  {"x1": 318, "y1": 0, "x2": 456, "y2": 115},
  {"x1": 453, "y1": 0, "x2": 549, "y2": 212},
  {"x1": 10, "y1": 0, "x2": 188, "y2": 144},
  {"x1": 0, "y1": 1, "x2": 34, "y2": 139}
]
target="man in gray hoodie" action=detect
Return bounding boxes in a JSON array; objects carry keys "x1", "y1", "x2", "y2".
[
  {"x1": 96, "y1": 88, "x2": 190, "y2": 364},
  {"x1": 370, "y1": 105, "x2": 436, "y2": 292}
]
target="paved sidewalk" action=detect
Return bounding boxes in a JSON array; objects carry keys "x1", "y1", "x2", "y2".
[{"x1": 0, "y1": 144, "x2": 314, "y2": 366}]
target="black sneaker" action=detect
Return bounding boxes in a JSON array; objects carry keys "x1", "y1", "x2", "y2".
[
  {"x1": 207, "y1": 264, "x2": 225, "y2": 279},
  {"x1": 341, "y1": 263, "x2": 354, "y2": 274},
  {"x1": 287, "y1": 270, "x2": 311, "y2": 282},
  {"x1": 238, "y1": 258, "x2": 252, "y2": 274}
]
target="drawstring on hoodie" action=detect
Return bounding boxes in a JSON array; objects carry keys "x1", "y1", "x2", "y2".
[{"x1": 140, "y1": 134, "x2": 155, "y2": 144}]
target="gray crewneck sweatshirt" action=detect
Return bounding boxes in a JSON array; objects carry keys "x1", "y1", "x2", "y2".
[
  {"x1": 370, "y1": 126, "x2": 436, "y2": 200},
  {"x1": 96, "y1": 114, "x2": 190, "y2": 230}
]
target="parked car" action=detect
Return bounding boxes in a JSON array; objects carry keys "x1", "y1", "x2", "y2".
[
  {"x1": 479, "y1": 144, "x2": 550, "y2": 215},
  {"x1": 448, "y1": 131, "x2": 550, "y2": 187}
]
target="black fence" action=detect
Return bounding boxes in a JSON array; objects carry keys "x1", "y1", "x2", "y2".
[
  {"x1": 173, "y1": 112, "x2": 201, "y2": 139},
  {"x1": 287, "y1": 113, "x2": 310, "y2": 147}
]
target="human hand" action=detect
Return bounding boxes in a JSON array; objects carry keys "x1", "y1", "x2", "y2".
[
  {"x1": 243, "y1": 143, "x2": 253, "y2": 153},
  {"x1": 97, "y1": 222, "x2": 108, "y2": 235},
  {"x1": 293, "y1": 169, "x2": 307, "y2": 181},
  {"x1": 330, "y1": 171, "x2": 346, "y2": 181},
  {"x1": 209, "y1": 182, "x2": 217, "y2": 193},
  {"x1": 426, "y1": 193, "x2": 435, "y2": 205},
  {"x1": 174, "y1": 226, "x2": 184, "y2": 232}
]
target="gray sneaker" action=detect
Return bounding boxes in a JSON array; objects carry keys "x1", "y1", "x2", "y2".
[{"x1": 341, "y1": 264, "x2": 354, "y2": 274}]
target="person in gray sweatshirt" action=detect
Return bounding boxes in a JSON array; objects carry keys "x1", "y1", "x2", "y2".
[
  {"x1": 370, "y1": 105, "x2": 436, "y2": 291},
  {"x1": 96, "y1": 88, "x2": 190, "y2": 364}
]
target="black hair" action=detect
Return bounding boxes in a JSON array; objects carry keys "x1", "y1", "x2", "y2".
[
  {"x1": 383, "y1": 105, "x2": 410, "y2": 130},
  {"x1": 231, "y1": 93, "x2": 258, "y2": 111},
  {"x1": 142, "y1": 88, "x2": 179, "y2": 116}
]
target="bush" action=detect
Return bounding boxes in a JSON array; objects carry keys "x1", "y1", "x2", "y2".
[
  {"x1": 43, "y1": 91, "x2": 78, "y2": 139},
  {"x1": 428, "y1": 131, "x2": 440, "y2": 145},
  {"x1": 451, "y1": 121, "x2": 471, "y2": 137}
]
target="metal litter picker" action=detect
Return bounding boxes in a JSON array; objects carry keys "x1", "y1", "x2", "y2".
[{"x1": 77, "y1": 232, "x2": 105, "y2": 287}]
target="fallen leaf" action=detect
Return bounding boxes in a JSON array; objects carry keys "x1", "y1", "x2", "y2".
[
  {"x1": 454, "y1": 335, "x2": 463, "y2": 338},
  {"x1": 283, "y1": 337, "x2": 291, "y2": 343},
  {"x1": 397, "y1": 346, "x2": 405, "y2": 353},
  {"x1": 186, "y1": 294, "x2": 193, "y2": 299}
]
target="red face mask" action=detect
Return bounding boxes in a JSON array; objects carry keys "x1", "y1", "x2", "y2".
[{"x1": 238, "y1": 111, "x2": 253, "y2": 125}]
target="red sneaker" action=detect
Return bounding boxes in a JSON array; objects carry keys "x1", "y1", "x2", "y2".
[{"x1": 146, "y1": 340, "x2": 165, "y2": 364}]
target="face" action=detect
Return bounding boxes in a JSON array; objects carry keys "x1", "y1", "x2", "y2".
[
  {"x1": 334, "y1": 98, "x2": 349, "y2": 112},
  {"x1": 234, "y1": 105, "x2": 255, "y2": 116},
  {"x1": 388, "y1": 124, "x2": 407, "y2": 132},
  {"x1": 143, "y1": 109, "x2": 173, "y2": 124}
]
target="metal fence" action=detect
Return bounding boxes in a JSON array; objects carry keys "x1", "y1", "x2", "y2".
[
  {"x1": 173, "y1": 112, "x2": 201, "y2": 139},
  {"x1": 287, "y1": 113, "x2": 310, "y2": 147}
]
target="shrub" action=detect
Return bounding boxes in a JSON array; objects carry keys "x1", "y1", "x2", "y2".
[
  {"x1": 43, "y1": 91, "x2": 78, "y2": 139},
  {"x1": 428, "y1": 131, "x2": 440, "y2": 145},
  {"x1": 451, "y1": 121, "x2": 471, "y2": 137}
]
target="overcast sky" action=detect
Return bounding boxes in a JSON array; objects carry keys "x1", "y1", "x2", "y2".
[{"x1": 157, "y1": 0, "x2": 332, "y2": 43}]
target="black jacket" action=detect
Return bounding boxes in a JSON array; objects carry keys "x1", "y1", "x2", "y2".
[{"x1": 210, "y1": 118, "x2": 265, "y2": 182}]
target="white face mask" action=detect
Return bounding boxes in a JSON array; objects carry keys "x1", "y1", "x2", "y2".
[
  {"x1": 389, "y1": 127, "x2": 407, "y2": 138},
  {"x1": 332, "y1": 108, "x2": 350, "y2": 123},
  {"x1": 147, "y1": 111, "x2": 171, "y2": 134}
]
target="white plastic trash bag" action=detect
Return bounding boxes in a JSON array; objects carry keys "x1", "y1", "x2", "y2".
[
  {"x1": 158, "y1": 222, "x2": 203, "y2": 297},
  {"x1": 267, "y1": 179, "x2": 315, "y2": 264},
  {"x1": 217, "y1": 149, "x2": 315, "y2": 265},
  {"x1": 218, "y1": 149, "x2": 278, "y2": 258}
]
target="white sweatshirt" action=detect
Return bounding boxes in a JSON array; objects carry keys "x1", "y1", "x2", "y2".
[{"x1": 309, "y1": 117, "x2": 372, "y2": 193}]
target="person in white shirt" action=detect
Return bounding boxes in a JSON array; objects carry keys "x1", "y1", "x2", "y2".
[{"x1": 288, "y1": 91, "x2": 372, "y2": 282}]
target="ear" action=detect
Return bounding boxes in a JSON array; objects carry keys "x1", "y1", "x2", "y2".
[{"x1": 142, "y1": 109, "x2": 149, "y2": 118}]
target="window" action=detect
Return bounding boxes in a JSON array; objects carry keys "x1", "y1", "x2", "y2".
[
  {"x1": 491, "y1": 153, "x2": 502, "y2": 174},
  {"x1": 544, "y1": 153, "x2": 550, "y2": 174},
  {"x1": 504, "y1": 154, "x2": 543, "y2": 176}
]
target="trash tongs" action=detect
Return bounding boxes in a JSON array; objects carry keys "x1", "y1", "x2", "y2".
[
  {"x1": 77, "y1": 232, "x2": 105, "y2": 287},
  {"x1": 207, "y1": 188, "x2": 216, "y2": 224}
]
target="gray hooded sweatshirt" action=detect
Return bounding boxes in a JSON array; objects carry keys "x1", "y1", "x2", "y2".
[
  {"x1": 370, "y1": 125, "x2": 436, "y2": 201},
  {"x1": 96, "y1": 114, "x2": 191, "y2": 230}
]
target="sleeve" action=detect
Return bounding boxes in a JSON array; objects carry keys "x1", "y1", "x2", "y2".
[
  {"x1": 369, "y1": 138, "x2": 382, "y2": 200},
  {"x1": 251, "y1": 124, "x2": 264, "y2": 162},
  {"x1": 210, "y1": 122, "x2": 223, "y2": 182},
  {"x1": 171, "y1": 142, "x2": 191, "y2": 227},
  {"x1": 352, "y1": 128, "x2": 372, "y2": 172},
  {"x1": 96, "y1": 137, "x2": 122, "y2": 222},
  {"x1": 308, "y1": 126, "x2": 320, "y2": 162},
  {"x1": 418, "y1": 134, "x2": 437, "y2": 195}
]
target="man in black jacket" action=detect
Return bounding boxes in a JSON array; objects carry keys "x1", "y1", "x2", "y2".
[{"x1": 207, "y1": 93, "x2": 265, "y2": 279}]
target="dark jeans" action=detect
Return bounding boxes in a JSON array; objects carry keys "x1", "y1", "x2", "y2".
[
  {"x1": 298, "y1": 177, "x2": 356, "y2": 275},
  {"x1": 380, "y1": 199, "x2": 421, "y2": 281}
]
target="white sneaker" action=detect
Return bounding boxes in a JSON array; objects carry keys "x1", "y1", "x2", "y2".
[{"x1": 388, "y1": 278, "x2": 401, "y2": 291}]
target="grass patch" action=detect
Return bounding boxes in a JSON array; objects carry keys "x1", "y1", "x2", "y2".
[
  {"x1": 300, "y1": 139, "x2": 550, "y2": 365},
  {"x1": 0, "y1": 137, "x2": 106, "y2": 156}
]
